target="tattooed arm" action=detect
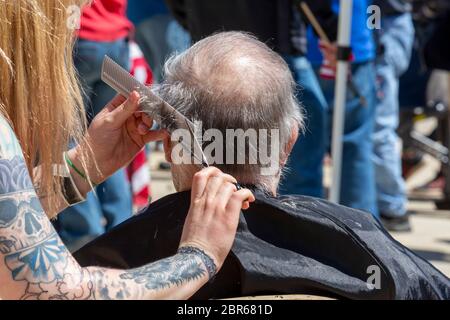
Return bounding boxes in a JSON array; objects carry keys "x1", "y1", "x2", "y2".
[{"x1": 0, "y1": 118, "x2": 254, "y2": 300}]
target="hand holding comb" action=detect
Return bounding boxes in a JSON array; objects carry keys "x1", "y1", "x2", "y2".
[{"x1": 101, "y1": 55, "x2": 209, "y2": 167}]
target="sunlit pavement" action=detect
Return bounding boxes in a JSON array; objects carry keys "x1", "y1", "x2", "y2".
[{"x1": 148, "y1": 150, "x2": 450, "y2": 277}]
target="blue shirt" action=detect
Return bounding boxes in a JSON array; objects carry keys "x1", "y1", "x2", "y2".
[
  {"x1": 307, "y1": 0, "x2": 376, "y2": 65},
  {"x1": 127, "y1": 0, "x2": 169, "y2": 26}
]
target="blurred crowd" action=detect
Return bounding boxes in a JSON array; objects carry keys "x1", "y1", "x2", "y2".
[{"x1": 53, "y1": 0, "x2": 450, "y2": 251}]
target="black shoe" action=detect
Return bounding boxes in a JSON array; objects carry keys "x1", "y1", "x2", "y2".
[
  {"x1": 380, "y1": 213, "x2": 412, "y2": 232},
  {"x1": 159, "y1": 162, "x2": 171, "y2": 170}
]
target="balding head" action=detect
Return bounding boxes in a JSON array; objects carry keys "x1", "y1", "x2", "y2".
[{"x1": 157, "y1": 32, "x2": 302, "y2": 193}]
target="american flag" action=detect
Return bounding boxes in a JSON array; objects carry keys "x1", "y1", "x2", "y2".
[{"x1": 127, "y1": 41, "x2": 153, "y2": 210}]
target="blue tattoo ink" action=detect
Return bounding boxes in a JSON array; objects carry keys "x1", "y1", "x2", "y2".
[
  {"x1": 0, "y1": 116, "x2": 23, "y2": 159},
  {"x1": 5, "y1": 232, "x2": 68, "y2": 283}
]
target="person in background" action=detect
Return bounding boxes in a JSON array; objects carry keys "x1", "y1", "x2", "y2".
[
  {"x1": 54, "y1": 0, "x2": 134, "y2": 251},
  {"x1": 401, "y1": 0, "x2": 450, "y2": 192},
  {"x1": 307, "y1": 0, "x2": 378, "y2": 217},
  {"x1": 280, "y1": 0, "x2": 336, "y2": 198},
  {"x1": 165, "y1": 0, "x2": 337, "y2": 198},
  {"x1": 127, "y1": 0, "x2": 190, "y2": 83},
  {"x1": 372, "y1": 0, "x2": 415, "y2": 231},
  {"x1": 127, "y1": 0, "x2": 190, "y2": 171}
]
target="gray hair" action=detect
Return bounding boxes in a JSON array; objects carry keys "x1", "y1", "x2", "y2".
[{"x1": 157, "y1": 31, "x2": 303, "y2": 191}]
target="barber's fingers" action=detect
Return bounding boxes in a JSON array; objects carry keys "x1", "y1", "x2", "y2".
[
  {"x1": 137, "y1": 121, "x2": 149, "y2": 135},
  {"x1": 135, "y1": 111, "x2": 154, "y2": 135},
  {"x1": 215, "y1": 182, "x2": 238, "y2": 215},
  {"x1": 140, "y1": 112, "x2": 153, "y2": 128},
  {"x1": 203, "y1": 173, "x2": 236, "y2": 198},
  {"x1": 105, "y1": 94, "x2": 127, "y2": 111},
  {"x1": 225, "y1": 189, "x2": 255, "y2": 215},
  {"x1": 203, "y1": 176, "x2": 225, "y2": 206},
  {"x1": 141, "y1": 129, "x2": 169, "y2": 144},
  {"x1": 202, "y1": 174, "x2": 237, "y2": 217},
  {"x1": 190, "y1": 167, "x2": 235, "y2": 202},
  {"x1": 106, "y1": 91, "x2": 140, "y2": 126}
]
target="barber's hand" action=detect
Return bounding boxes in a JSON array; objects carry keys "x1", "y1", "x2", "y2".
[
  {"x1": 179, "y1": 167, "x2": 255, "y2": 271},
  {"x1": 70, "y1": 91, "x2": 167, "y2": 184}
]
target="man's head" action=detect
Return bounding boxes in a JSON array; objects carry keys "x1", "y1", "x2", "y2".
[{"x1": 157, "y1": 32, "x2": 303, "y2": 194}]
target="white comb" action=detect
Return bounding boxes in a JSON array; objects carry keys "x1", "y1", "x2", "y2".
[{"x1": 101, "y1": 55, "x2": 209, "y2": 167}]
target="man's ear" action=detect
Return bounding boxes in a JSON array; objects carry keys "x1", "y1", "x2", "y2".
[
  {"x1": 281, "y1": 126, "x2": 299, "y2": 167},
  {"x1": 163, "y1": 134, "x2": 172, "y2": 163}
]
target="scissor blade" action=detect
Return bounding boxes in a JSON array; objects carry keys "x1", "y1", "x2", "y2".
[{"x1": 184, "y1": 118, "x2": 209, "y2": 167}]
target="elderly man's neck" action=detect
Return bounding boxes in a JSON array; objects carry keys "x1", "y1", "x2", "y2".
[{"x1": 173, "y1": 169, "x2": 279, "y2": 196}]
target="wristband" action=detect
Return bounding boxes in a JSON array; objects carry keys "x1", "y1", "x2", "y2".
[
  {"x1": 64, "y1": 151, "x2": 87, "y2": 180},
  {"x1": 61, "y1": 176, "x2": 86, "y2": 206},
  {"x1": 52, "y1": 162, "x2": 86, "y2": 206},
  {"x1": 64, "y1": 151, "x2": 98, "y2": 187},
  {"x1": 178, "y1": 246, "x2": 217, "y2": 281}
]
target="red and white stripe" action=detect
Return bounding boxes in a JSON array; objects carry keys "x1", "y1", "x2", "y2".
[{"x1": 127, "y1": 41, "x2": 153, "y2": 210}]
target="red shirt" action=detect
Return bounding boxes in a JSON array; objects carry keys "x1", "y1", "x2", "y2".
[{"x1": 78, "y1": 0, "x2": 133, "y2": 42}]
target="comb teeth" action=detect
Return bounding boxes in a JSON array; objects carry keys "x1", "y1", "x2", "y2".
[
  {"x1": 101, "y1": 55, "x2": 146, "y2": 98},
  {"x1": 101, "y1": 55, "x2": 210, "y2": 167}
]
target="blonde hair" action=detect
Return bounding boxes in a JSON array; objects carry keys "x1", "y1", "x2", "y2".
[{"x1": 0, "y1": 0, "x2": 91, "y2": 215}]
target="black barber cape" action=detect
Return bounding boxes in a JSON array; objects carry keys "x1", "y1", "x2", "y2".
[{"x1": 74, "y1": 191, "x2": 450, "y2": 300}]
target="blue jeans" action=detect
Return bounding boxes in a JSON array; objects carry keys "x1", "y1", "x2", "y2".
[
  {"x1": 135, "y1": 15, "x2": 190, "y2": 82},
  {"x1": 281, "y1": 56, "x2": 378, "y2": 217},
  {"x1": 318, "y1": 62, "x2": 378, "y2": 217},
  {"x1": 280, "y1": 56, "x2": 328, "y2": 198},
  {"x1": 373, "y1": 13, "x2": 414, "y2": 217},
  {"x1": 55, "y1": 39, "x2": 132, "y2": 251}
]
